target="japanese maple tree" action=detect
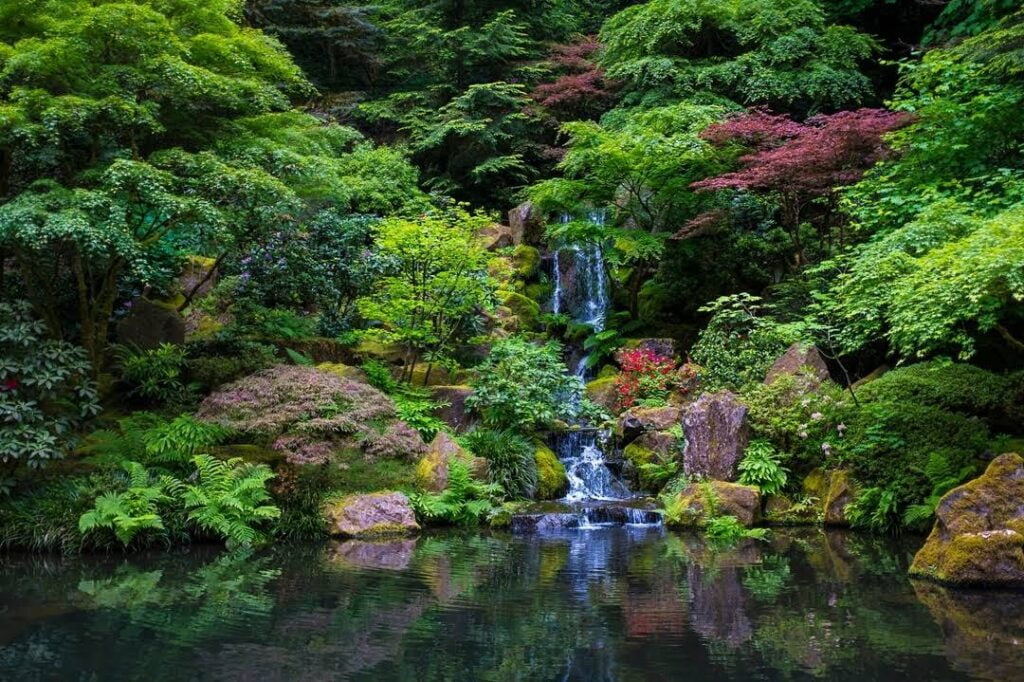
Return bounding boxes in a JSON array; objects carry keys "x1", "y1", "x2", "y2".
[
  {"x1": 689, "y1": 108, "x2": 913, "y2": 267},
  {"x1": 531, "y1": 36, "x2": 618, "y2": 121}
]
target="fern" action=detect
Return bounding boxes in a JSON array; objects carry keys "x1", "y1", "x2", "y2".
[
  {"x1": 179, "y1": 455, "x2": 280, "y2": 548},
  {"x1": 738, "y1": 440, "x2": 789, "y2": 497},
  {"x1": 78, "y1": 461, "x2": 175, "y2": 546},
  {"x1": 902, "y1": 453, "x2": 977, "y2": 529},
  {"x1": 409, "y1": 458, "x2": 503, "y2": 526}
]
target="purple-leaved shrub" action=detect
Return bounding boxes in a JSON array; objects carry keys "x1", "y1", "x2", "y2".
[{"x1": 198, "y1": 366, "x2": 426, "y2": 464}]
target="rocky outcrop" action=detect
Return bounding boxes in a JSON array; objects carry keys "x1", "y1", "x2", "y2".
[
  {"x1": 430, "y1": 385, "x2": 475, "y2": 432},
  {"x1": 116, "y1": 298, "x2": 186, "y2": 349},
  {"x1": 617, "y1": 405, "x2": 681, "y2": 444},
  {"x1": 535, "y1": 442, "x2": 568, "y2": 500},
  {"x1": 507, "y1": 201, "x2": 545, "y2": 245},
  {"x1": 325, "y1": 492, "x2": 420, "y2": 537},
  {"x1": 910, "y1": 453, "x2": 1024, "y2": 587},
  {"x1": 667, "y1": 481, "x2": 761, "y2": 528},
  {"x1": 682, "y1": 391, "x2": 749, "y2": 481},
  {"x1": 764, "y1": 342, "x2": 831, "y2": 387}
]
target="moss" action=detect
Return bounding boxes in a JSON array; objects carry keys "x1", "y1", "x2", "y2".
[
  {"x1": 211, "y1": 444, "x2": 286, "y2": 466},
  {"x1": 499, "y1": 290, "x2": 541, "y2": 330},
  {"x1": 564, "y1": 321, "x2": 593, "y2": 343},
  {"x1": 330, "y1": 449, "x2": 417, "y2": 495},
  {"x1": 585, "y1": 376, "x2": 617, "y2": 411},
  {"x1": 151, "y1": 293, "x2": 187, "y2": 312},
  {"x1": 512, "y1": 245, "x2": 540, "y2": 279},
  {"x1": 623, "y1": 442, "x2": 655, "y2": 468},
  {"x1": 534, "y1": 442, "x2": 567, "y2": 499},
  {"x1": 802, "y1": 468, "x2": 831, "y2": 499},
  {"x1": 317, "y1": 362, "x2": 368, "y2": 383},
  {"x1": 355, "y1": 339, "x2": 405, "y2": 364},
  {"x1": 487, "y1": 256, "x2": 516, "y2": 289},
  {"x1": 524, "y1": 282, "x2": 552, "y2": 303},
  {"x1": 408, "y1": 363, "x2": 465, "y2": 387},
  {"x1": 597, "y1": 364, "x2": 618, "y2": 379},
  {"x1": 489, "y1": 500, "x2": 530, "y2": 528}
]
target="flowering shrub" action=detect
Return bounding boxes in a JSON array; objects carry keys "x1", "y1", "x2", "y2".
[
  {"x1": 613, "y1": 348, "x2": 677, "y2": 411},
  {"x1": 197, "y1": 366, "x2": 425, "y2": 464}
]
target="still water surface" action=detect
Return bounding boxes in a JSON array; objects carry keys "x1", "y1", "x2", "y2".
[{"x1": 2, "y1": 527, "x2": 1023, "y2": 681}]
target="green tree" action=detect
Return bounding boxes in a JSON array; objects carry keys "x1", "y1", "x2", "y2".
[{"x1": 358, "y1": 207, "x2": 495, "y2": 382}]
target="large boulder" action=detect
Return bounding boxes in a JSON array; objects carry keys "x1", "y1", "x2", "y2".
[
  {"x1": 910, "y1": 453, "x2": 1024, "y2": 587},
  {"x1": 682, "y1": 391, "x2": 749, "y2": 481},
  {"x1": 667, "y1": 481, "x2": 761, "y2": 528},
  {"x1": 478, "y1": 222, "x2": 516, "y2": 250},
  {"x1": 430, "y1": 385, "x2": 475, "y2": 432},
  {"x1": 324, "y1": 492, "x2": 420, "y2": 537},
  {"x1": 507, "y1": 201, "x2": 545, "y2": 245},
  {"x1": 535, "y1": 442, "x2": 568, "y2": 500},
  {"x1": 414, "y1": 432, "x2": 486, "y2": 492},
  {"x1": 116, "y1": 298, "x2": 186, "y2": 349},
  {"x1": 617, "y1": 405, "x2": 682, "y2": 443},
  {"x1": 764, "y1": 342, "x2": 831, "y2": 387}
]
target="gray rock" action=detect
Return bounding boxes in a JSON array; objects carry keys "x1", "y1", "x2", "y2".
[
  {"x1": 764, "y1": 342, "x2": 831, "y2": 386},
  {"x1": 324, "y1": 492, "x2": 420, "y2": 537},
  {"x1": 116, "y1": 298, "x2": 185, "y2": 349},
  {"x1": 682, "y1": 391, "x2": 749, "y2": 480}
]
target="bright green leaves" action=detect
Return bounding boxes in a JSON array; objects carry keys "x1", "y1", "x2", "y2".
[{"x1": 599, "y1": 0, "x2": 876, "y2": 111}]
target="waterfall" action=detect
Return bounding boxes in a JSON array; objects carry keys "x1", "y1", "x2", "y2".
[{"x1": 551, "y1": 210, "x2": 630, "y2": 503}]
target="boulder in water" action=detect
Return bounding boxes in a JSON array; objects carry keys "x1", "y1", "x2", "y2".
[
  {"x1": 324, "y1": 491, "x2": 420, "y2": 537},
  {"x1": 682, "y1": 391, "x2": 749, "y2": 481},
  {"x1": 667, "y1": 481, "x2": 761, "y2": 527},
  {"x1": 910, "y1": 453, "x2": 1024, "y2": 587}
]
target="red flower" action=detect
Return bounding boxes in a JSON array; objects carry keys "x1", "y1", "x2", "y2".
[{"x1": 2, "y1": 377, "x2": 18, "y2": 391}]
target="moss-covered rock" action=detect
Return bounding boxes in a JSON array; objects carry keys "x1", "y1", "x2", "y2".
[
  {"x1": 408, "y1": 363, "x2": 466, "y2": 387},
  {"x1": 802, "y1": 468, "x2": 831, "y2": 499},
  {"x1": 354, "y1": 339, "x2": 406, "y2": 364},
  {"x1": 564, "y1": 321, "x2": 593, "y2": 343},
  {"x1": 524, "y1": 282, "x2": 553, "y2": 304},
  {"x1": 597, "y1": 364, "x2": 618, "y2": 379},
  {"x1": 512, "y1": 244, "x2": 541, "y2": 279},
  {"x1": 498, "y1": 290, "x2": 541, "y2": 330},
  {"x1": 415, "y1": 432, "x2": 485, "y2": 492},
  {"x1": 324, "y1": 491, "x2": 420, "y2": 537},
  {"x1": 585, "y1": 376, "x2": 617, "y2": 411},
  {"x1": 910, "y1": 453, "x2": 1024, "y2": 587},
  {"x1": 823, "y1": 470, "x2": 856, "y2": 526},
  {"x1": 535, "y1": 443, "x2": 568, "y2": 500},
  {"x1": 317, "y1": 362, "x2": 369, "y2": 384},
  {"x1": 666, "y1": 480, "x2": 762, "y2": 528}
]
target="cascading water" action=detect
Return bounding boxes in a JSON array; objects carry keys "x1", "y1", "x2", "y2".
[{"x1": 551, "y1": 211, "x2": 634, "y2": 506}]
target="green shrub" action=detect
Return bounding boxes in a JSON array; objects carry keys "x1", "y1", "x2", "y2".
[
  {"x1": 466, "y1": 337, "x2": 579, "y2": 431},
  {"x1": 393, "y1": 391, "x2": 449, "y2": 442},
  {"x1": 115, "y1": 343, "x2": 192, "y2": 406},
  {"x1": 856, "y1": 361, "x2": 1013, "y2": 420},
  {"x1": 691, "y1": 293, "x2": 805, "y2": 390},
  {"x1": 0, "y1": 300, "x2": 100, "y2": 469},
  {"x1": 185, "y1": 339, "x2": 277, "y2": 390},
  {"x1": 463, "y1": 428, "x2": 538, "y2": 500},
  {"x1": 738, "y1": 440, "x2": 789, "y2": 496},
  {"x1": 705, "y1": 515, "x2": 770, "y2": 545}
]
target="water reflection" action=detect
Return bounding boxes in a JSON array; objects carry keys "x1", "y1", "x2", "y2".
[{"x1": 0, "y1": 528, "x2": 1019, "y2": 680}]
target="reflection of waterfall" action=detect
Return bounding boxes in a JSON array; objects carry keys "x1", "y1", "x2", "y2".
[{"x1": 551, "y1": 210, "x2": 631, "y2": 504}]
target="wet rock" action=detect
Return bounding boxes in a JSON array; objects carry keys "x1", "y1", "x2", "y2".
[
  {"x1": 508, "y1": 201, "x2": 544, "y2": 245},
  {"x1": 324, "y1": 492, "x2": 420, "y2": 537},
  {"x1": 617, "y1": 405, "x2": 682, "y2": 444},
  {"x1": 682, "y1": 391, "x2": 749, "y2": 481},
  {"x1": 330, "y1": 538, "x2": 417, "y2": 570},
  {"x1": 535, "y1": 442, "x2": 568, "y2": 500},
  {"x1": 430, "y1": 385, "x2": 475, "y2": 432},
  {"x1": 116, "y1": 298, "x2": 186, "y2": 349},
  {"x1": 913, "y1": 580, "x2": 1024, "y2": 680},
  {"x1": 910, "y1": 453, "x2": 1024, "y2": 587},
  {"x1": 764, "y1": 342, "x2": 831, "y2": 387},
  {"x1": 667, "y1": 481, "x2": 762, "y2": 528},
  {"x1": 823, "y1": 470, "x2": 856, "y2": 526},
  {"x1": 510, "y1": 505, "x2": 662, "y2": 532}
]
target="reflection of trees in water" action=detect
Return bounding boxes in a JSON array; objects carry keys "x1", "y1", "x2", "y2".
[{"x1": 0, "y1": 529, "x2": 1016, "y2": 680}]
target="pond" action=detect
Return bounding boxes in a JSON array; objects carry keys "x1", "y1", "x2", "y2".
[{"x1": 2, "y1": 527, "x2": 1023, "y2": 681}]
